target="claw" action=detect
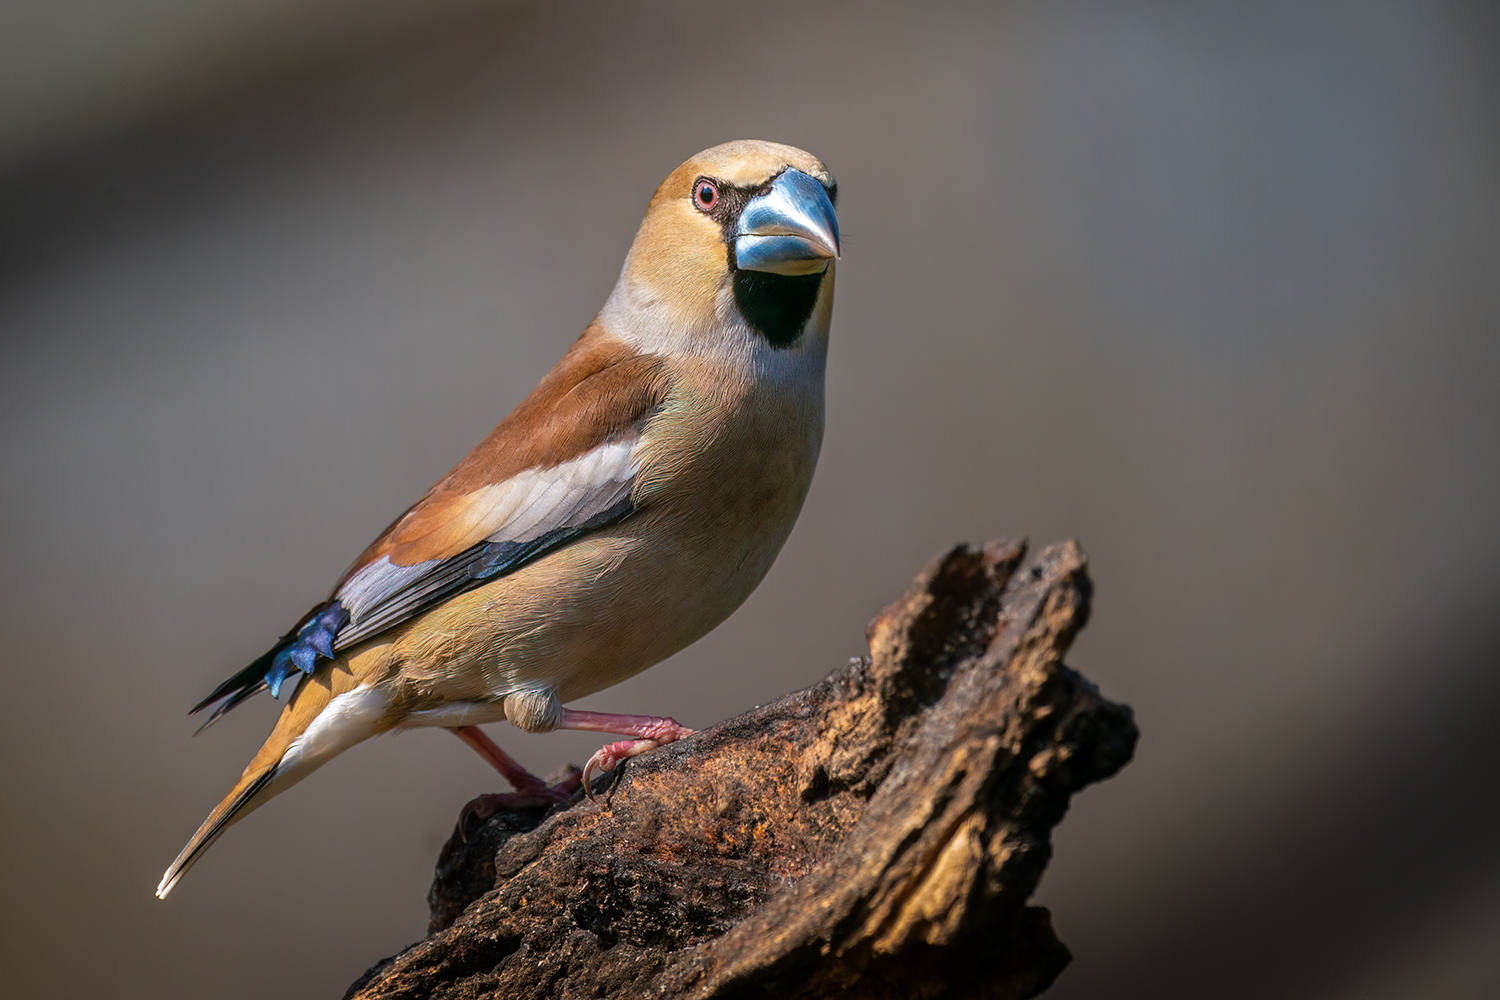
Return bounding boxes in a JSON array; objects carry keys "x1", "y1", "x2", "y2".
[{"x1": 581, "y1": 738, "x2": 665, "y2": 802}]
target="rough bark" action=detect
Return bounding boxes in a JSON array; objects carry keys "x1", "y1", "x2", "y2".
[{"x1": 346, "y1": 538, "x2": 1137, "y2": 999}]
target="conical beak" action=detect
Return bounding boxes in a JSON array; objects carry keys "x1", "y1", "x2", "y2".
[{"x1": 734, "y1": 168, "x2": 841, "y2": 276}]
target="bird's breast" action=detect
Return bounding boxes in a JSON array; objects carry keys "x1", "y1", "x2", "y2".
[{"x1": 385, "y1": 357, "x2": 825, "y2": 710}]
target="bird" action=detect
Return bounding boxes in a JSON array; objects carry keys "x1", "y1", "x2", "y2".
[{"x1": 156, "y1": 139, "x2": 840, "y2": 898}]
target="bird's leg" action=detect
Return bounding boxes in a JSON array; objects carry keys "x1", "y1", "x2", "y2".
[
  {"x1": 448, "y1": 726, "x2": 580, "y2": 827},
  {"x1": 555, "y1": 710, "x2": 695, "y2": 799},
  {"x1": 450, "y1": 725, "x2": 547, "y2": 790}
]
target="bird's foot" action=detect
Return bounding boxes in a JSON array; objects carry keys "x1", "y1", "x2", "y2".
[
  {"x1": 581, "y1": 738, "x2": 658, "y2": 799},
  {"x1": 459, "y1": 786, "x2": 566, "y2": 837},
  {"x1": 457, "y1": 768, "x2": 583, "y2": 839},
  {"x1": 558, "y1": 713, "x2": 695, "y2": 801},
  {"x1": 453, "y1": 714, "x2": 693, "y2": 806}
]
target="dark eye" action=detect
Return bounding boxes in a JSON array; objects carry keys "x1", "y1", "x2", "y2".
[{"x1": 692, "y1": 178, "x2": 719, "y2": 212}]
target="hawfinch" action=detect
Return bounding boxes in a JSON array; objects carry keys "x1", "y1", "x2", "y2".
[{"x1": 157, "y1": 140, "x2": 840, "y2": 898}]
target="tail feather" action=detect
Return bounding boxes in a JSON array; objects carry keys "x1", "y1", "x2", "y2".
[
  {"x1": 156, "y1": 766, "x2": 279, "y2": 898},
  {"x1": 159, "y1": 659, "x2": 391, "y2": 898}
]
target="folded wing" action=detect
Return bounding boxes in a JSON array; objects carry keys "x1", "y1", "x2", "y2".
[{"x1": 192, "y1": 336, "x2": 667, "y2": 724}]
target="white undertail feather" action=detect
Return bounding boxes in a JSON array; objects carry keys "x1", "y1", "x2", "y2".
[{"x1": 156, "y1": 685, "x2": 391, "y2": 898}]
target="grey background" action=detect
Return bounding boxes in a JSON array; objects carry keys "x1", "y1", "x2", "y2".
[{"x1": 3, "y1": 1, "x2": 1498, "y2": 997}]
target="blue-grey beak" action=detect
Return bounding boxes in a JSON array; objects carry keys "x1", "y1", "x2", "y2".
[{"x1": 734, "y1": 169, "x2": 841, "y2": 276}]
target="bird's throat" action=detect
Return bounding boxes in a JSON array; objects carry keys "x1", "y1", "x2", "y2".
[{"x1": 731, "y1": 270, "x2": 826, "y2": 349}]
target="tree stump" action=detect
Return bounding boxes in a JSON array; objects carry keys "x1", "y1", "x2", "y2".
[{"x1": 346, "y1": 538, "x2": 1137, "y2": 999}]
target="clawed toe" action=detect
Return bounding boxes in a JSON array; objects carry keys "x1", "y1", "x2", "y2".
[
  {"x1": 582, "y1": 738, "x2": 663, "y2": 801},
  {"x1": 458, "y1": 780, "x2": 580, "y2": 840}
]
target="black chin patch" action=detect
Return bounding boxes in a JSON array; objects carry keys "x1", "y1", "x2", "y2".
[{"x1": 732, "y1": 269, "x2": 826, "y2": 349}]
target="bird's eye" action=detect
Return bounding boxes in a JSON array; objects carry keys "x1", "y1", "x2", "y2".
[{"x1": 692, "y1": 178, "x2": 719, "y2": 212}]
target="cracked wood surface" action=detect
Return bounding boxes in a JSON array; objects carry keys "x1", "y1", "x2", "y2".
[{"x1": 346, "y1": 539, "x2": 1137, "y2": 1000}]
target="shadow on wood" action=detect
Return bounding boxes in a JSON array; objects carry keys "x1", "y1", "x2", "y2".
[{"x1": 346, "y1": 539, "x2": 1137, "y2": 999}]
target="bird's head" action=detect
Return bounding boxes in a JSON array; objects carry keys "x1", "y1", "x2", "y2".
[{"x1": 602, "y1": 140, "x2": 839, "y2": 354}]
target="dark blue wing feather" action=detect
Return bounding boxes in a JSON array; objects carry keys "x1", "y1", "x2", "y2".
[{"x1": 189, "y1": 493, "x2": 634, "y2": 725}]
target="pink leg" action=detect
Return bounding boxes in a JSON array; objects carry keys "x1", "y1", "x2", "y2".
[
  {"x1": 449, "y1": 726, "x2": 580, "y2": 811},
  {"x1": 556, "y1": 710, "x2": 695, "y2": 798}
]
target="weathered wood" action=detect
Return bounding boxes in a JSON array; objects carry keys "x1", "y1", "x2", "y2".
[{"x1": 346, "y1": 539, "x2": 1136, "y2": 999}]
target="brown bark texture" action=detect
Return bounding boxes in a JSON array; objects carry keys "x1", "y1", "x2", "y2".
[{"x1": 345, "y1": 538, "x2": 1137, "y2": 1000}]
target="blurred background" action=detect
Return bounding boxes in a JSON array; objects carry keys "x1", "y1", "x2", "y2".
[{"x1": 3, "y1": 1, "x2": 1498, "y2": 997}]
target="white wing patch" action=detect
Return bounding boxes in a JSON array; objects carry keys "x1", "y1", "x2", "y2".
[
  {"x1": 332, "y1": 437, "x2": 641, "y2": 647},
  {"x1": 338, "y1": 559, "x2": 429, "y2": 620},
  {"x1": 486, "y1": 438, "x2": 637, "y2": 543}
]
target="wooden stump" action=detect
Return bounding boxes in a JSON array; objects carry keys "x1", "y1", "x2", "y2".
[{"x1": 346, "y1": 539, "x2": 1137, "y2": 999}]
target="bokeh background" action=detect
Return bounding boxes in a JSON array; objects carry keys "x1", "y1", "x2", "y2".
[{"x1": 3, "y1": 1, "x2": 1498, "y2": 997}]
